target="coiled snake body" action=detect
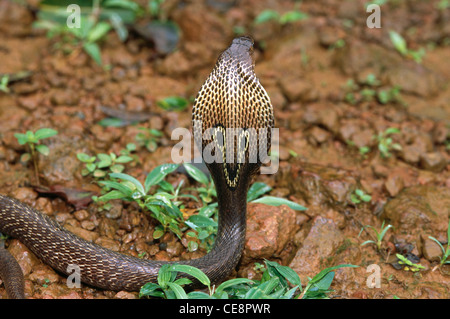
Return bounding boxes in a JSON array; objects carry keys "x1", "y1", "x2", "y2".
[{"x1": 0, "y1": 36, "x2": 274, "y2": 298}]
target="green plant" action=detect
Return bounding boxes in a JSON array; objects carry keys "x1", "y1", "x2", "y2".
[
  {"x1": 0, "y1": 75, "x2": 10, "y2": 93},
  {"x1": 254, "y1": 8, "x2": 308, "y2": 25},
  {"x1": 14, "y1": 128, "x2": 58, "y2": 184},
  {"x1": 346, "y1": 140, "x2": 371, "y2": 158},
  {"x1": 351, "y1": 189, "x2": 372, "y2": 205},
  {"x1": 428, "y1": 220, "x2": 450, "y2": 268},
  {"x1": 157, "y1": 96, "x2": 189, "y2": 111},
  {"x1": 359, "y1": 220, "x2": 394, "y2": 250},
  {"x1": 396, "y1": 254, "x2": 425, "y2": 272},
  {"x1": 33, "y1": 0, "x2": 136, "y2": 65},
  {"x1": 389, "y1": 30, "x2": 426, "y2": 64},
  {"x1": 139, "y1": 260, "x2": 357, "y2": 299},
  {"x1": 374, "y1": 127, "x2": 402, "y2": 158},
  {"x1": 95, "y1": 164, "x2": 187, "y2": 239},
  {"x1": 77, "y1": 144, "x2": 135, "y2": 178},
  {"x1": 437, "y1": 0, "x2": 450, "y2": 10},
  {"x1": 377, "y1": 85, "x2": 403, "y2": 105},
  {"x1": 343, "y1": 74, "x2": 404, "y2": 106},
  {"x1": 135, "y1": 127, "x2": 163, "y2": 153}
]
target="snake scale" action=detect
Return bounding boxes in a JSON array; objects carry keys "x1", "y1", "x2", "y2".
[{"x1": 0, "y1": 36, "x2": 274, "y2": 299}]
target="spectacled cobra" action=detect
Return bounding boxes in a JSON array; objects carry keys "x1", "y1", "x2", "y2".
[{"x1": 0, "y1": 36, "x2": 274, "y2": 299}]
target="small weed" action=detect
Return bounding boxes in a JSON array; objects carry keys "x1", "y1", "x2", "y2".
[
  {"x1": 345, "y1": 140, "x2": 371, "y2": 158},
  {"x1": 135, "y1": 127, "x2": 163, "y2": 153},
  {"x1": 396, "y1": 254, "x2": 425, "y2": 272},
  {"x1": 343, "y1": 74, "x2": 404, "y2": 106},
  {"x1": 33, "y1": 0, "x2": 136, "y2": 65},
  {"x1": 157, "y1": 96, "x2": 189, "y2": 111},
  {"x1": 139, "y1": 260, "x2": 357, "y2": 299},
  {"x1": 77, "y1": 144, "x2": 135, "y2": 178},
  {"x1": 0, "y1": 75, "x2": 10, "y2": 93},
  {"x1": 351, "y1": 189, "x2": 372, "y2": 205},
  {"x1": 254, "y1": 8, "x2": 308, "y2": 25},
  {"x1": 14, "y1": 128, "x2": 58, "y2": 184},
  {"x1": 359, "y1": 220, "x2": 394, "y2": 250},
  {"x1": 428, "y1": 220, "x2": 450, "y2": 268},
  {"x1": 389, "y1": 30, "x2": 426, "y2": 64},
  {"x1": 373, "y1": 127, "x2": 402, "y2": 158}
]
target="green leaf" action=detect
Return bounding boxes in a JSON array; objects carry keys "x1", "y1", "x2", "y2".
[
  {"x1": 215, "y1": 278, "x2": 254, "y2": 296},
  {"x1": 187, "y1": 215, "x2": 217, "y2": 228},
  {"x1": 157, "y1": 96, "x2": 189, "y2": 111},
  {"x1": 98, "y1": 180, "x2": 134, "y2": 196},
  {"x1": 251, "y1": 196, "x2": 307, "y2": 211},
  {"x1": 384, "y1": 127, "x2": 401, "y2": 135},
  {"x1": 152, "y1": 226, "x2": 165, "y2": 239},
  {"x1": 93, "y1": 169, "x2": 107, "y2": 178},
  {"x1": 157, "y1": 264, "x2": 175, "y2": 288},
  {"x1": 174, "y1": 278, "x2": 193, "y2": 286},
  {"x1": 103, "y1": 0, "x2": 140, "y2": 12},
  {"x1": 183, "y1": 163, "x2": 209, "y2": 185},
  {"x1": 279, "y1": 10, "x2": 308, "y2": 24},
  {"x1": 98, "y1": 117, "x2": 129, "y2": 127},
  {"x1": 308, "y1": 264, "x2": 358, "y2": 286},
  {"x1": 97, "y1": 153, "x2": 112, "y2": 168},
  {"x1": 25, "y1": 130, "x2": 36, "y2": 143},
  {"x1": 166, "y1": 282, "x2": 188, "y2": 299},
  {"x1": 77, "y1": 153, "x2": 96, "y2": 163},
  {"x1": 109, "y1": 172, "x2": 145, "y2": 195},
  {"x1": 110, "y1": 164, "x2": 125, "y2": 173},
  {"x1": 14, "y1": 133, "x2": 28, "y2": 145},
  {"x1": 87, "y1": 21, "x2": 111, "y2": 43},
  {"x1": 247, "y1": 182, "x2": 272, "y2": 202},
  {"x1": 35, "y1": 144, "x2": 49, "y2": 156},
  {"x1": 34, "y1": 128, "x2": 58, "y2": 140},
  {"x1": 265, "y1": 260, "x2": 301, "y2": 286},
  {"x1": 144, "y1": 164, "x2": 179, "y2": 193},
  {"x1": 20, "y1": 153, "x2": 31, "y2": 162},
  {"x1": 254, "y1": 9, "x2": 279, "y2": 24},
  {"x1": 389, "y1": 30, "x2": 408, "y2": 55},
  {"x1": 83, "y1": 42, "x2": 102, "y2": 65},
  {"x1": 86, "y1": 163, "x2": 96, "y2": 172},
  {"x1": 139, "y1": 282, "x2": 164, "y2": 298},
  {"x1": 187, "y1": 291, "x2": 211, "y2": 299},
  {"x1": 98, "y1": 190, "x2": 128, "y2": 201},
  {"x1": 115, "y1": 155, "x2": 133, "y2": 163},
  {"x1": 169, "y1": 264, "x2": 211, "y2": 288}
]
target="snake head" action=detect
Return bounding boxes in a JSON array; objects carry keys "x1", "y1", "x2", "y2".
[{"x1": 192, "y1": 36, "x2": 274, "y2": 190}]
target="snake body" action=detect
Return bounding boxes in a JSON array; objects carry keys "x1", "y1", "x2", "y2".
[{"x1": 0, "y1": 36, "x2": 274, "y2": 298}]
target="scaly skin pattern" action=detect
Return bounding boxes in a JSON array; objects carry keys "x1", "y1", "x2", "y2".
[{"x1": 0, "y1": 36, "x2": 274, "y2": 299}]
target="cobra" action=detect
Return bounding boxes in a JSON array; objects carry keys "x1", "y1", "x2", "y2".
[{"x1": 0, "y1": 36, "x2": 274, "y2": 299}]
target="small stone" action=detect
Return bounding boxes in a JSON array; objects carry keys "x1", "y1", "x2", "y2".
[
  {"x1": 289, "y1": 216, "x2": 345, "y2": 282},
  {"x1": 95, "y1": 237, "x2": 120, "y2": 252},
  {"x1": 81, "y1": 220, "x2": 96, "y2": 231},
  {"x1": 421, "y1": 235, "x2": 444, "y2": 262},
  {"x1": 8, "y1": 240, "x2": 41, "y2": 276},
  {"x1": 64, "y1": 224, "x2": 99, "y2": 242},
  {"x1": 308, "y1": 126, "x2": 330, "y2": 145},
  {"x1": 115, "y1": 291, "x2": 138, "y2": 299},
  {"x1": 420, "y1": 152, "x2": 446, "y2": 172},
  {"x1": 384, "y1": 174, "x2": 404, "y2": 197},
  {"x1": 243, "y1": 203, "x2": 297, "y2": 262},
  {"x1": 74, "y1": 209, "x2": 90, "y2": 222},
  {"x1": 11, "y1": 187, "x2": 38, "y2": 203}
]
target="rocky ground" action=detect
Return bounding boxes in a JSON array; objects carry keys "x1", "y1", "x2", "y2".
[{"x1": 0, "y1": 0, "x2": 449, "y2": 299}]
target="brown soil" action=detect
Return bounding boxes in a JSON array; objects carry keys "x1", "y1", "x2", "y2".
[{"x1": 0, "y1": 0, "x2": 449, "y2": 299}]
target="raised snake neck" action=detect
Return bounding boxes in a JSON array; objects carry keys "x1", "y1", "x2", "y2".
[{"x1": 0, "y1": 36, "x2": 274, "y2": 299}]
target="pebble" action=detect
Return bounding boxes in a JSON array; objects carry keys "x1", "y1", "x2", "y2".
[
  {"x1": 420, "y1": 152, "x2": 447, "y2": 172},
  {"x1": 421, "y1": 235, "x2": 443, "y2": 262}
]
